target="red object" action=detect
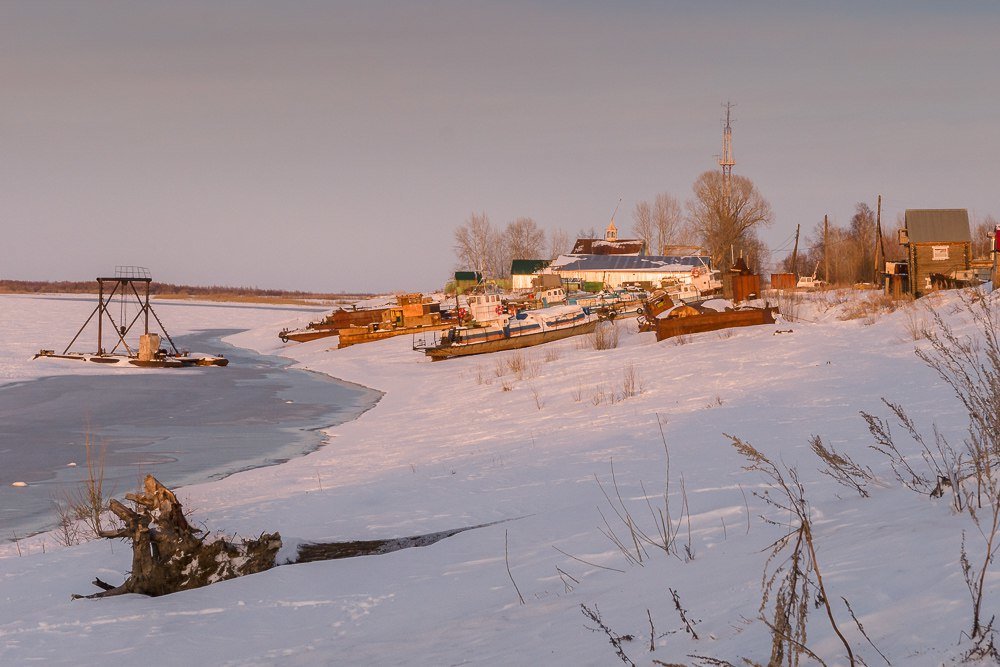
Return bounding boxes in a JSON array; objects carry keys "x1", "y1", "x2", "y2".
[{"x1": 994, "y1": 225, "x2": 1000, "y2": 252}]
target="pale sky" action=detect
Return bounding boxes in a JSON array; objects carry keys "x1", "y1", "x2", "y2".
[{"x1": 2, "y1": 1, "x2": 997, "y2": 292}]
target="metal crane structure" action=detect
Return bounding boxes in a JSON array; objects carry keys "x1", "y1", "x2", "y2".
[{"x1": 34, "y1": 266, "x2": 229, "y2": 367}]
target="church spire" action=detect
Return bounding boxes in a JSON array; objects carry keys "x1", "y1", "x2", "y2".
[{"x1": 605, "y1": 198, "x2": 621, "y2": 241}]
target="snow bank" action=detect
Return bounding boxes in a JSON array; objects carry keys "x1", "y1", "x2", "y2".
[{"x1": 0, "y1": 290, "x2": 995, "y2": 665}]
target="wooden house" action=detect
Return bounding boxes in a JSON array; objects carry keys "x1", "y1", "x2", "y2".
[{"x1": 899, "y1": 209, "x2": 972, "y2": 297}]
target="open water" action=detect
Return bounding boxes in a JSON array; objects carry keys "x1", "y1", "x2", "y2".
[{"x1": 0, "y1": 329, "x2": 381, "y2": 539}]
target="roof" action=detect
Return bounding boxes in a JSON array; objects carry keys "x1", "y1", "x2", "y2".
[
  {"x1": 454, "y1": 271, "x2": 483, "y2": 282},
  {"x1": 510, "y1": 259, "x2": 551, "y2": 275},
  {"x1": 549, "y1": 254, "x2": 710, "y2": 272},
  {"x1": 570, "y1": 238, "x2": 646, "y2": 255},
  {"x1": 904, "y1": 209, "x2": 971, "y2": 243}
]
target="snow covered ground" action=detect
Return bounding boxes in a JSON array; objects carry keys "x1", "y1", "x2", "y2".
[{"x1": 0, "y1": 289, "x2": 996, "y2": 665}]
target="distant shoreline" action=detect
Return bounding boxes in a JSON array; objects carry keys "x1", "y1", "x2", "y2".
[{"x1": 0, "y1": 279, "x2": 373, "y2": 306}]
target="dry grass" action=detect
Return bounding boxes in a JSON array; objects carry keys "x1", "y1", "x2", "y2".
[
  {"x1": 528, "y1": 383, "x2": 544, "y2": 410},
  {"x1": 620, "y1": 362, "x2": 644, "y2": 399},
  {"x1": 899, "y1": 300, "x2": 931, "y2": 341},
  {"x1": 52, "y1": 433, "x2": 112, "y2": 547},
  {"x1": 775, "y1": 289, "x2": 804, "y2": 322},
  {"x1": 837, "y1": 291, "x2": 900, "y2": 324},
  {"x1": 590, "y1": 322, "x2": 621, "y2": 350}
]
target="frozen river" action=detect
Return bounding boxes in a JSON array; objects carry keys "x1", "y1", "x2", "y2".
[{"x1": 0, "y1": 328, "x2": 381, "y2": 539}]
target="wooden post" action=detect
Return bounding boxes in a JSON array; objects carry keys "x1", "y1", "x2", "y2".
[
  {"x1": 873, "y1": 194, "x2": 883, "y2": 285},
  {"x1": 97, "y1": 279, "x2": 104, "y2": 355}
]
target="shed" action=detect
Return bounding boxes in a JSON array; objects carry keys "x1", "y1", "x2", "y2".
[
  {"x1": 453, "y1": 271, "x2": 483, "y2": 294},
  {"x1": 900, "y1": 209, "x2": 972, "y2": 297},
  {"x1": 510, "y1": 259, "x2": 551, "y2": 290}
]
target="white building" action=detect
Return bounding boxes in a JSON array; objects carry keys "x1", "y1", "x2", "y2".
[{"x1": 543, "y1": 254, "x2": 715, "y2": 291}]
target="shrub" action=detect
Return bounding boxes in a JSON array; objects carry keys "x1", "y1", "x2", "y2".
[{"x1": 591, "y1": 321, "x2": 620, "y2": 350}]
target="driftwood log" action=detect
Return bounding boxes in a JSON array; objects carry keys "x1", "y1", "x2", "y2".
[
  {"x1": 77, "y1": 475, "x2": 280, "y2": 598},
  {"x1": 77, "y1": 475, "x2": 511, "y2": 599}
]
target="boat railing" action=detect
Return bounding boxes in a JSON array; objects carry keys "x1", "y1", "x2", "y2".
[{"x1": 412, "y1": 330, "x2": 443, "y2": 351}]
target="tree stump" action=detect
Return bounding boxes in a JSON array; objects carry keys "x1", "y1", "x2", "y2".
[
  {"x1": 76, "y1": 475, "x2": 511, "y2": 599},
  {"x1": 78, "y1": 474, "x2": 281, "y2": 598}
]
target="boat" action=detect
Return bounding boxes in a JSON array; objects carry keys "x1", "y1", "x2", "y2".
[
  {"x1": 415, "y1": 304, "x2": 600, "y2": 361},
  {"x1": 652, "y1": 299, "x2": 777, "y2": 342},
  {"x1": 570, "y1": 288, "x2": 646, "y2": 319},
  {"x1": 34, "y1": 350, "x2": 229, "y2": 367},
  {"x1": 279, "y1": 303, "x2": 390, "y2": 343},
  {"x1": 337, "y1": 293, "x2": 453, "y2": 348}
]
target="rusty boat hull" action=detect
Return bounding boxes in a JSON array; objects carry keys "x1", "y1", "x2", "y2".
[
  {"x1": 422, "y1": 319, "x2": 598, "y2": 361},
  {"x1": 653, "y1": 307, "x2": 777, "y2": 342}
]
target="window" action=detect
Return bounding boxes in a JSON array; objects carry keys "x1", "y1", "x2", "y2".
[{"x1": 932, "y1": 246, "x2": 949, "y2": 261}]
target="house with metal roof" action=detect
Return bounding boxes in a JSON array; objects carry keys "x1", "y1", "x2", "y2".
[
  {"x1": 898, "y1": 209, "x2": 972, "y2": 297},
  {"x1": 543, "y1": 254, "x2": 711, "y2": 290}
]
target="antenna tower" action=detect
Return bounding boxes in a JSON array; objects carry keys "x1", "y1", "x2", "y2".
[{"x1": 718, "y1": 101, "x2": 736, "y2": 202}]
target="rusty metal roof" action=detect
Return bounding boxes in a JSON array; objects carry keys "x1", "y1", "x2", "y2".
[
  {"x1": 551, "y1": 255, "x2": 710, "y2": 272},
  {"x1": 570, "y1": 238, "x2": 646, "y2": 255},
  {"x1": 904, "y1": 209, "x2": 971, "y2": 243}
]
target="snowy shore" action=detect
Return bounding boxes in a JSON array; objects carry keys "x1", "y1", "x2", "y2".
[{"x1": 0, "y1": 290, "x2": 993, "y2": 664}]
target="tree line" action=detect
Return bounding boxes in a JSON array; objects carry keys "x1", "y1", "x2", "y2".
[
  {"x1": 779, "y1": 206, "x2": 998, "y2": 286},
  {"x1": 0, "y1": 280, "x2": 364, "y2": 300},
  {"x1": 453, "y1": 169, "x2": 773, "y2": 278},
  {"x1": 455, "y1": 173, "x2": 998, "y2": 284}
]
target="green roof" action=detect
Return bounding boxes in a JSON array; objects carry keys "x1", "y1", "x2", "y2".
[
  {"x1": 454, "y1": 271, "x2": 483, "y2": 282},
  {"x1": 510, "y1": 259, "x2": 551, "y2": 275}
]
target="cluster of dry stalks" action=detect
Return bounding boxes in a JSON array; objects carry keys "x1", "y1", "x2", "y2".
[
  {"x1": 589, "y1": 321, "x2": 621, "y2": 350},
  {"x1": 865, "y1": 292, "x2": 1000, "y2": 654},
  {"x1": 812, "y1": 290, "x2": 1000, "y2": 658},
  {"x1": 53, "y1": 434, "x2": 113, "y2": 547}
]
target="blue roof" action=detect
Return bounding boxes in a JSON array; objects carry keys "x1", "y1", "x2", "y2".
[{"x1": 551, "y1": 255, "x2": 711, "y2": 272}]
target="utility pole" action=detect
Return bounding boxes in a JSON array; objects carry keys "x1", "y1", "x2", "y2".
[
  {"x1": 873, "y1": 194, "x2": 883, "y2": 286},
  {"x1": 824, "y1": 214, "x2": 830, "y2": 284},
  {"x1": 791, "y1": 224, "x2": 801, "y2": 277}
]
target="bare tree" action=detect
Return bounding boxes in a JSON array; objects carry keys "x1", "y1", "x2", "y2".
[
  {"x1": 454, "y1": 212, "x2": 499, "y2": 276},
  {"x1": 549, "y1": 228, "x2": 571, "y2": 258},
  {"x1": 631, "y1": 201, "x2": 655, "y2": 255},
  {"x1": 972, "y1": 214, "x2": 999, "y2": 259},
  {"x1": 653, "y1": 193, "x2": 686, "y2": 254},
  {"x1": 686, "y1": 171, "x2": 773, "y2": 271},
  {"x1": 504, "y1": 217, "x2": 547, "y2": 260}
]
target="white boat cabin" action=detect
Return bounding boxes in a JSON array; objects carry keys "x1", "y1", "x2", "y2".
[{"x1": 467, "y1": 293, "x2": 509, "y2": 324}]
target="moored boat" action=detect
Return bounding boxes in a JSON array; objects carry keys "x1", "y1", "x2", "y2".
[
  {"x1": 34, "y1": 351, "x2": 229, "y2": 367},
  {"x1": 337, "y1": 293, "x2": 453, "y2": 348},
  {"x1": 279, "y1": 304, "x2": 390, "y2": 343},
  {"x1": 415, "y1": 304, "x2": 599, "y2": 361}
]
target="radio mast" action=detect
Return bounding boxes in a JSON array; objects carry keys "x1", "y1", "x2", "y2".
[{"x1": 718, "y1": 101, "x2": 736, "y2": 203}]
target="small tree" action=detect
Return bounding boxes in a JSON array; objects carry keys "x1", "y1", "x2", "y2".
[
  {"x1": 503, "y1": 217, "x2": 547, "y2": 266},
  {"x1": 454, "y1": 212, "x2": 499, "y2": 276}
]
